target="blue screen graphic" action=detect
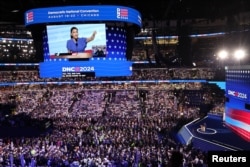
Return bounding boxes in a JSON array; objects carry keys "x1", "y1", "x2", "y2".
[
  {"x1": 39, "y1": 59, "x2": 132, "y2": 78},
  {"x1": 225, "y1": 66, "x2": 250, "y2": 141},
  {"x1": 25, "y1": 5, "x2": 142, "y2": 28}
]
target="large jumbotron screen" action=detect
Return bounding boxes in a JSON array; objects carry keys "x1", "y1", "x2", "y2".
[
  {"x1": 225, "y1": 65, "x2": 250, "y2": 142},
  {"x1": 46, "y1": 23, "x2": 107, "y2": 58},
  {"x1": 24, "y1": 5, "x2": 142, "y2": 78}
]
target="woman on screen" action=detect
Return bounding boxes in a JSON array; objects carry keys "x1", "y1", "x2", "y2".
[{"x1": 67, "y1": 27, "x2": 97, "y2": 53}]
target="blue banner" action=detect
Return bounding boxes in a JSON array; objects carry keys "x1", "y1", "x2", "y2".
[
  {"x1": 39, "y1": 58, "x2": 132, "y2": 78},
  {"x1": 25, "y1": 5, "x2": 142, "y2": 27}
]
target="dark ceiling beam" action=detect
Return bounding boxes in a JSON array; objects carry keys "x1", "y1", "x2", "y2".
[{"x1": 162, "y1": 0, "x2": 176, "y2": 19}]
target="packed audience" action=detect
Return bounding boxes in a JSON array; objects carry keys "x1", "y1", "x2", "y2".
[
  {"x1": 0, "y1": 82, "x2": 218, "y2": 166},
  {"x1": 0, "y1": 23, "x2": 226, "y2": 166},
  {"x1": 0, "y1": 67, "x2": 216, "y2": 83}
]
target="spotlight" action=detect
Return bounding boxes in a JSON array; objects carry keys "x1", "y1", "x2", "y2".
[
  {"x1": 218, "y1": 50, "x2": 228, "y2": 60},
  {"x1": 234, "y1": 49, "x2": 246, "y2": 60}
]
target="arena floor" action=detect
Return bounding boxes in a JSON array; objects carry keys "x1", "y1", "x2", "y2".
[{"x1": 186, "y1": 114, "x2": 250, "y2": 151}]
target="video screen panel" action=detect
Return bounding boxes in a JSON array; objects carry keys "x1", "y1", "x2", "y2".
[
  {"x1": 25, "y1": 5, "x2": 141, "y2": 78},
  {"x1": 40, "y1": 23, "x2": 132, "y2": 78},
  {"x1": 225, "y1": 66, "x2": 250, "y2": 142},
  {"x1": 225, "y1": 99, "x2": 250, "y2": 142},
  {"x1": 46, "y1": 23, "x2": 106, "y2": 58},
  {"x1": 24, "y1": 5, "x2": 142, "y2": 28}
]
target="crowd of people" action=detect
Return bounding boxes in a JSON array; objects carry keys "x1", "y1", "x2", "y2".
[
  {"x1": 0, "y1": 68, "x2": 216, "y2": 83},
  {"x1": 0, "y1": 81, "x2": 225, "y2": 166},
  {"x1": 0, "y1": 22, "x2": 227, "y2": 166}
]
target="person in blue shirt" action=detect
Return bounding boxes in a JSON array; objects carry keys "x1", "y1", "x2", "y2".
[{"x1": 67, "y1": 26, "x2": 97, "y2": 53}]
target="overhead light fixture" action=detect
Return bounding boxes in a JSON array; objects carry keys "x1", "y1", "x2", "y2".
[
  {"x1": 234, "y1": 49, "x2": 246, "y2": 60},
  {"x1": 11, "y1": 10, "x2": 19, "y2": 13},
  {"x1": 218, "y1": 50, "x2": 228, "y2": 60}
]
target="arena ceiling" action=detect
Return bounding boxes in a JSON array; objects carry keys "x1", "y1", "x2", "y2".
[{"x1": 0, "y1": 0, "x2": 250, "y2": 25}]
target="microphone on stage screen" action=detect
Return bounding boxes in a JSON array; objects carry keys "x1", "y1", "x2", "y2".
[{"x1": 75, "y1": 38, "x2": 78, "y2": 47}]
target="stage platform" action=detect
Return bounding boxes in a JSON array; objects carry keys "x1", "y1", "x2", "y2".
[{"x1": 177, "y1": 113, "x2": 250, "y2": 151}]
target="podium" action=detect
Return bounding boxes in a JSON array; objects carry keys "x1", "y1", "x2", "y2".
[
  {"x1": 51, "y1": 52, "x2": 93, "y2": 59},
  {"x1": 200, "y1": 125, "x2": 206, "y2": 132}
]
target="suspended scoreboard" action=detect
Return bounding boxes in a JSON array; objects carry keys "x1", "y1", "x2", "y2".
[{"x1": 24, "y1": 5, "x2": 142, "y2": 78}]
